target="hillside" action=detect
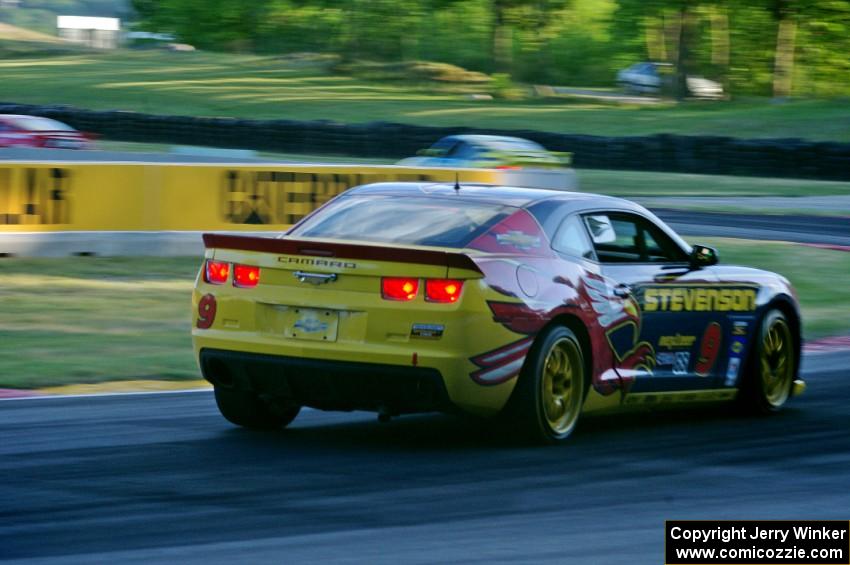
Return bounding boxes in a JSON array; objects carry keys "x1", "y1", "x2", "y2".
[
  {"x1": 0, "y1": 21, "x2": 64, "y2": 42},
  {"x1": 0, "y1": 49, "x2": 848, "y2": 142}
]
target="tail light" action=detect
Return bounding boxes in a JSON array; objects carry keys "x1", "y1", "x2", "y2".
[
  {"x1": 233, "y1": 264, "x2": 260, "y2": 288},
  {"x1": 205, "y1": 260, "x2": 230, "y2": 284},
  {"x1": 382, "y1": 277, "x2": 419, "y2": 301},
  {"x1": 425, "y1": 279, "x2": 463, "y2": 303}
]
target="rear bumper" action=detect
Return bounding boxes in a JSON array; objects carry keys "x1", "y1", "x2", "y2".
[{"x1": 200, "y1": 348, "x2": 454, "y2": 415}]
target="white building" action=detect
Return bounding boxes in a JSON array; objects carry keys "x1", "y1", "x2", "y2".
[{"x1": 57, "y1": 16, "x2": 120, "y2": 49}]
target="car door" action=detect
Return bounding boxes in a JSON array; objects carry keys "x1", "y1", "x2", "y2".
[{"x1": 580, "y1": 211, "x2": 727, "y2": 393}]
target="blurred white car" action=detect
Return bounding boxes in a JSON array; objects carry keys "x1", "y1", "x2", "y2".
[{"x1": 616, "y1": 62, "x2": 723, "y2": 99}]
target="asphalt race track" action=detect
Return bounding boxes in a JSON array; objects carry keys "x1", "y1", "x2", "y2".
[
  {"x1": 1, "y1": 352, "x2": 847, "y2": 564},
  {"x1": 654, "y1": 209, "x2": 850, "y2": 247},
  {"x1": 2, "y1": 150, "x2": 848, "y2": 562}
]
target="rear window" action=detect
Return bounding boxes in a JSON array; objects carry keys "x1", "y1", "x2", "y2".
[
  {"x1": 289, "y1": 195, "x2": 514, "y2": 248},
  {"x1": 7, "y1": 117, "x2": 75, "y2": 132}
]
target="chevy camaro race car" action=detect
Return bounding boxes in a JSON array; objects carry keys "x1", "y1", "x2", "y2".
[
  {"x1": 398, "y1": 135, "x2": 578, "y2": 190},
  {"x1": 192, "y1": 183, "x2": 805, "y2": 443}
]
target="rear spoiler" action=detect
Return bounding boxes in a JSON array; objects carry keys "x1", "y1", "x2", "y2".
[{"x1": 203, "y1": 234, "x2": 483, "y2": 274}]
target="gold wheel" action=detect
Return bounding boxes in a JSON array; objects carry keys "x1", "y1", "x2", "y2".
[
  {"x1": 759, "y1": 317, "x2": 794, "y2": 408},
  {"x1": 540, "y1": 337, "x2": 584, "y2": 435}
]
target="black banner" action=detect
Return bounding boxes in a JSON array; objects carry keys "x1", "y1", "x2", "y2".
[{"x1": 666, "y1": 521, "x2": 849, "y2": 564}]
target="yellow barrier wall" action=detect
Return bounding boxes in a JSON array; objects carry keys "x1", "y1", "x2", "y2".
[{"x1": 0, "y1": 163, "x2": 500, "y2": 233}]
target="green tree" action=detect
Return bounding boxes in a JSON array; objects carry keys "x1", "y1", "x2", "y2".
[
  {"x1": 489, "y1": 0, "x2": 572, "y2": 74},
  {"x1": 127, "y1": 0, "x2": 850, "y2": 95}
]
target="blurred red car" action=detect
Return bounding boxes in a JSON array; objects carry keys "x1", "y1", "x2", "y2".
[{"x1": 0, "y1": 115, "x2": 93, "y2": 149}]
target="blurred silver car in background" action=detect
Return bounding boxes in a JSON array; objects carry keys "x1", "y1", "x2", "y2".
[{"x1": 617, "y1": 62, "x2": 723, "y2": 99}]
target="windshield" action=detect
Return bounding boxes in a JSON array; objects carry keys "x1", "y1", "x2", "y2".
[
  {"x1": 288, "y1": 195, "x2": 514, "y2": 248},
  {"x1": 7, "y1": 117, "x2": 76, "y2": 132}
]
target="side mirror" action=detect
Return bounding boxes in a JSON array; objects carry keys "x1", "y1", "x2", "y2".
[{"x1": 690, "y1": 244, "x2": 719, "y2": 269}]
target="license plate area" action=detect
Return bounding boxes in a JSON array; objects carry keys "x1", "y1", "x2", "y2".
[{"x1": 285, "y1": 307, "x2": 339, "y2": 342}]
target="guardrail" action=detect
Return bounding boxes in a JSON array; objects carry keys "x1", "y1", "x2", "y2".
[{"x1": 3, "y1": 102, "x2": 850, "y2": 181}]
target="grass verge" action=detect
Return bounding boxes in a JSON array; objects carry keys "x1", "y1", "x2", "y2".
[
  {"x1": 694, "y1": 237, "x2": 850, "y2": 339},
  {"x1": 0, "y1": 257, "x2": 200, "y2": 389},
  {"x1": 96, "y1": 140, "x2": 398, "y2": 165},
  {"x1": 1, "y1": 49, "x2": 849, "y2": 141},
  {"x1": 0, "y1": 241, "x2": 847, "y2": 388},
  {"x1": 578, "y1": 170, "x2": 850, "y2": 198}
]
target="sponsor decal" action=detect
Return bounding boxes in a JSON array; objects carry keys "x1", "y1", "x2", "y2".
[
  {"x1": 656, "y1": 352, "x2": 676, "y2": 366},
  {"x1": 495, "y1": 230, "x2": 541, "y2": 250},
  {"x1": 643, "y1": 287, "x2": 757, "y2": 312},
  {"x1": 659, "y1": 334, "x2": 697, "y2": 350},
  {"x1": 725, "y1": 320, "x2": 749, "y2": 386},
  {"x1": 656, "y1": 351, "x2": 690, "y2": 375},
  {"x1": 672, "y1": 351, "x2": 691, "y2": 375},
  {"x1": 411, "y1": 323, "x2": 444, "y2": 339},
  {"x1": 468, "y1": 209, "x2": 553, "y2": 256},
  {"x1": 196, "y1": 294, "x2": 217, "y2": 329},
  {"x1": 695, "y1": 322, "x2": 723, "y2": 376},
  {"x1": 726, "y1": 357, "x2": 741, "y2": 385}
]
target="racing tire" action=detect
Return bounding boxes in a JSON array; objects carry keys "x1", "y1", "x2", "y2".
[
  {"x1": 506, "y1": 325, "x2": 586, "y2": 444},
  {"x1": 739, "y1": 309, "x2": 796, "y2": 414},
  {"x1": 214, "y1": 387, "x2": 300, "y2": 430}
]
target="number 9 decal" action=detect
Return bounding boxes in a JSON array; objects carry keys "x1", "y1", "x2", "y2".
[
  {"x1": 695, "y1": 321, "x2": 722, "y2": 376},
  {"x1": 197, "y1": 294, "x2": 217, "y2": 329}
]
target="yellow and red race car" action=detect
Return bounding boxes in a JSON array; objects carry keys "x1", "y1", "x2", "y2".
[{"x1": 192, "y1": 182, "x2": 805, "y2": 443}]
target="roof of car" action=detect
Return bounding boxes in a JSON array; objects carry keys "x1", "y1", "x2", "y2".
[
  {"x1": 347, "y1": 182, "x2": 642, "y2": 213},
  {"x1": 444, "y1": 135, "x2": 540, "y2": 147},
  {"x1": 0, "y1": 114, "x2": 72, "y2": 128},
  {"x1": 0, "y1": 114, "x2": 52, "y2": 121}
]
